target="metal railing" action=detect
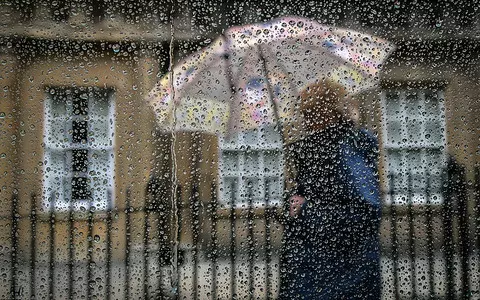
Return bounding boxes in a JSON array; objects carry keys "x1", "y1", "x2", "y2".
[
  {"x1": 4, "y1": 165, "x2": 480, "y2": 299},
  {"x1": 385, "y1": 164, "x2": 479, "y2": 299}
]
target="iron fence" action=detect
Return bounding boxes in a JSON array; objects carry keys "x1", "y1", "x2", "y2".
[{"x1": 4, "y1": 165, "x2": 480, "y2": 299}]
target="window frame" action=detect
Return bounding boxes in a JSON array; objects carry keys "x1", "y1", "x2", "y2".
[
  {"x1": 381, "y1": 86, "x2": 447, "y2": 205},
  {"x1": 42, "y1": 87, "x2": 115, "y2": 212},
  {"x1": 218, "y1": 125, "x2": 284, "y2": 208}
]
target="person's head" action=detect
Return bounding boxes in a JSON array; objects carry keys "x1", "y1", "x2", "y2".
[{"x1": 300, "y1": 80, "x2": 349, "y2": 131}]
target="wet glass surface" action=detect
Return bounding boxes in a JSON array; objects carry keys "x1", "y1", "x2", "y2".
[{"x1": 1, "y1": 1, "x2": 479, "y2": 299}]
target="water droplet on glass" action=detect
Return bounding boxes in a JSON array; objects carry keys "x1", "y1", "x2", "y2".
[{"x1": 112, "y1": 44, "x2": 120, "y2": 53}]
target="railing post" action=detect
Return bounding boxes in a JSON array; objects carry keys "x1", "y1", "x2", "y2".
[
  {"x1": 475, "y1": 167, "x2": 480, "y2": 290},
  {"x1": 425, "y1": 173, "x2": 435, "y2": 298},
  {"x1": 442, "y1": 167, "x2": 455, "y2": 299},
  {"x1": 67, "y1": 192, "x2": 74, "y2": 299},
  {"x1": 191, "y1": 183, "x2": 200, "y2": 300},
  {"x1": 388, "y1": 174, "x2": 399, "y2": 299},
  {"x1": 143, "y1": 185, "x2": 150, "y2": 300},
  {"x1": 125, "y1": 187, "x2": 131, "y2": 300},
  {"x1": 230, "y1": 180, "x2": 237, "y2": 299},
  {"x1": 10, "y1": 193, "x2": 18, "y2": 300},
  {"x1": 86, "y1": 199, "x2": 94, "y2": 299},
  {"x1": 29, "y1": 193, "x2": 37, "y2": 299},
  {"x1": 175, "y1": 184, "x2": 182, "y2": 298},
  {"x1": 48, "y1": 193, "x2": 56, "y2": 299},
  {"x1": 105, "y1": 190, "x2": 113, "y2": 300},
  {"x1": 456, "y1": 165, "x2": 470, "y2": 298},
  {"x1": 407, "y1": 172, "x2": 417, "y2": 298},
  {"x1": 210, "y1": 182, "x2": 218, "y2": 300},
  {"x1": 264, "y1": 179, "x2": 272, "y2": 300},
  {"x1": 247, "y1": 181, "x2": 255, "y2": 300}
]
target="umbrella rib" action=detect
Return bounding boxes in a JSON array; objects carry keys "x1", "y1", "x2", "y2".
[
  {"x1": 221, "y1": 34, "x2": 239, "y2": 136},
  {"x1": 276, "y1": 41, "x2": 374, "y2": 83},
  {"x1": 262, "y1": 46, "x2": 302, "y2": 97},
  {"x1": 261, "y1": 46, "x2": 306, "y2": 141}
]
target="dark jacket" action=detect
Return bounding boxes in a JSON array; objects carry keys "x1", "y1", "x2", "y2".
[{"x1": 279, "y1": 122, "x2": 382, "y2": 299}]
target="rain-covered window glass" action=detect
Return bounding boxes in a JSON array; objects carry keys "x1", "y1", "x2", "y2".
[
  {"x1": 5, "y1": 1, "x2": 480, "y2": 299},
  {"x1": 43, "y1": 88, "x2": 114, "y2": 211},
  {"x1": 219, "y1": 125, "x2": 283, "y2": 207},
  {"x1": 382, "y1": 88, "x2": 446, "y2": 204}
]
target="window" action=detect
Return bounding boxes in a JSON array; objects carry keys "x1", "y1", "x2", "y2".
[
  {"x1": 43, "y1": 87, "x2": 115, "y2": 211},
  {"x1": 382, "y1": 87, "x2": 446, "y2": 204},
  {"x1": 219, "y1": 125, "x2": 283, "y2": 207}
]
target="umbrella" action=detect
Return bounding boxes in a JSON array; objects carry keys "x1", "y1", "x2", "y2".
[{"x1": 146, "y1": 16, "x2": 395, "y2": 142}]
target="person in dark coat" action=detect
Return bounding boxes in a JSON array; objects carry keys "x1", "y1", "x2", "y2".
[{"x1": 279, "y1": 81, "x2": 382, "y2": 299}]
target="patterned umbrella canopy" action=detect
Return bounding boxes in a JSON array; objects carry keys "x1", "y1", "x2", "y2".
[{"x1": 146, "y1": 16, "x2": 395, "y2": 142}]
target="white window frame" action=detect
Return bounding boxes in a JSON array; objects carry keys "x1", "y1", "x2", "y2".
[
  {"x1": 381, "y1": 87, "x2": 446, "y2": 205},
  {"x1": 218, "y1": 125, "x2": 283, "y2": 208},
  {"x1": 43, "y1": 88, "x2": 115, "y2": 212}
]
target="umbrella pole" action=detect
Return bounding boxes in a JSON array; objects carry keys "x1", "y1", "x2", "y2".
[{"x1": 257, "y1": 45, "x2": 285, "y2": 146}]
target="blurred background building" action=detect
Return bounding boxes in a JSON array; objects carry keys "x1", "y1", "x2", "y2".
[{"x1": 0, "y1": 0, "x2": 479, "y2": 299}]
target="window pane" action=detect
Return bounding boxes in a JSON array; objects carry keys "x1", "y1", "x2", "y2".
[
  {"x1": 406, "y1": 119, "x2": 422, "y2": 144},
  {"x1": 244, "y1": 150, "x2": 260, "y2": 176},
  {"x1": 385, "y1": 91, "x2": 401, "y2": 116},
  {"x1": 44, "y1": 151, "x2": 66, "y2": 188},
  {"x1": 51, "y1": 95, "x2": 67, "y2": 116},
  {"x1": 89, "y1": 117, "x2": 112, "y2": 148},
  {"x1": 264, "y1": 150, "x2": 282, "y2": 176},
  {"x1": 424, "y1": 121, "x2": 443, "y2": 145},
  {"x1": 71, "y1": 149, "x2": 88, "y2": 172},
  {"x1": 221, "y1": 151, "x2": 238, "y2": 174},
  {"x1": 72, "y1": 120, "x2": 88, "y2": 144},
  {"x1": 89, "y1": 150, "x2": 112, "y2": 176},
  {"x1": 243, "y1": 130, "x2": 257, "y2": 146},
  {"x1": 425, "y1": 149, "x2": 444, "y2": 171},
  {"x1": 72, "y1": 96, "x2": 88, "y2": 116},
  {"x1": 261, "y1": 125, "x2": 281, "y2": 145},
  {"x1": 265, "y1": 177, "x2": 281, "y2": 200},
  {"x1": 425, "y1": 90, "x2": 441, "y2": 115},
  {"x1": 222, "y1": 177, "x2": 238, "y2": 203},
  {"x1": 91, "y1": 95, "x2": 110, "y2": 117},
  {"x1": 386, "y1": 120, "x2": 402, "y2": 145},
  {"x1": 406, "y1": 149, "x2": 423, "y2": 172},
  {"x1": 71, "y1": 176, "x2": 91, "y2": 201},
  {"x1": 405, "y1": 91, "x2": 421, "y2": 116},
  {"x1": 45, "y1": 119, "x2": 67, "y2": 148},
  {"x1": 242, "y1": 178, "x2": 261, "y2": 201}
]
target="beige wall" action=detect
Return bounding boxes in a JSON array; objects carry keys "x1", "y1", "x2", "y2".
[
  {"x1": 0, "y1": 54, "x2": 18, "y2": 216},
  {"x1": 1, "y1": 49, "x2": 161, "y2": 261},
  {"x1": 0, "y1": 54, "x2": 19, "y2": 282}
]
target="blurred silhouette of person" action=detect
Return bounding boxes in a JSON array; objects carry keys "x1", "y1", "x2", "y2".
[{"x1": 279, "y1": 81, "x2": 382, "y2": 299}]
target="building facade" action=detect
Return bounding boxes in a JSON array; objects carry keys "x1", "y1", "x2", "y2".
[{"x1": 0, "y1": 0, "x2": 479, "y2": 298}]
